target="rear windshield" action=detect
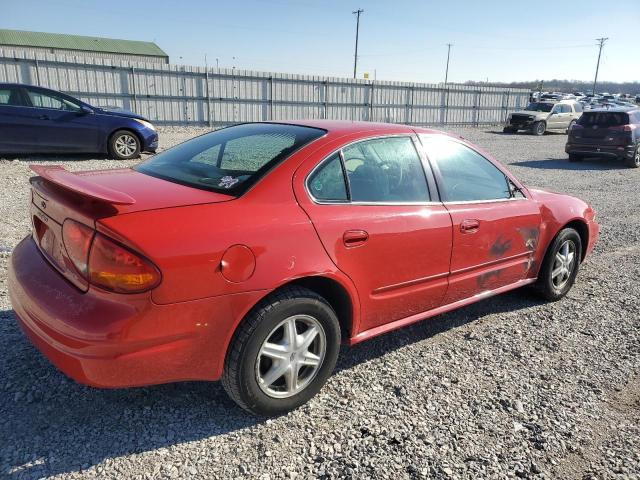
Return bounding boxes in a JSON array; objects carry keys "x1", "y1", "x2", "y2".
[
  {"x1": 135, "y1": 123, "x2": 325, "y2": 195},
  {"x1": 577, "y1": 112, "x2": 629, "y2": 127},
  {"x1": 525, "y1": 102, "x2": 554, "y2": 112}
]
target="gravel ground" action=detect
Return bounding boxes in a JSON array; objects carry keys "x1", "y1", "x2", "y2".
[{"x1": 0, "y1": 126, "x2": 639, "y2": 480}]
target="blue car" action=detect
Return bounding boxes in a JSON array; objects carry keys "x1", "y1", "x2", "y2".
[{"x1": 0, "y1": 83, "x2": 158, "y2": 159}]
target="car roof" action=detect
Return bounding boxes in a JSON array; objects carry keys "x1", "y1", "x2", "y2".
[
  {"x1": 586, "y1": 107, "x2": 638, "y2": 113},
  {"x1": 281, "y1": 119, "x2": 442, "y2": 135}
]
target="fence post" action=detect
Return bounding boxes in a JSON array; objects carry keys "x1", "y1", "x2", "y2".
[
  {"x1": 205, "y1": 68, "x2": 212, "y2": 127},
  {"x1": 323, "y1": 80, "x2": 328, "y2": 119},
  {"x1": 369, "y1": 81, "x2": 375, "y2": 121},
  {"x1": 34, "y1": 58, "x2": 41, "y2": 86},
  {"x1": 269, "y1": 76, "x2": 274, "y2": 121},
  {"x1": 131, "y1": 66, "x2": 137, "y2": 113},
  {"x1": 473, "y1": 90, "x2": 481, "y2": 127},
  {"x1": 439, "y1": 88, "x2": 446, "y2": 125},
  {"x1": 407, "y1": 86, "x2": 414, "y2": 125}
]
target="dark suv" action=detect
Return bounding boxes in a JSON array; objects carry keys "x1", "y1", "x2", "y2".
[{"x1": 566, "y1": 108, "x2": 640, "y2": 168}]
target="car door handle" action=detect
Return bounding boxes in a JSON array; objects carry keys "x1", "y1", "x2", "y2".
[
  {"x1": 460, "y1": 219, "x2": 480, "y2": 233},
  {"x1": 343, "y1": 230, "x2": 369, "y2": 247},
  {"x1": 38, "y1": 115, "x2": 50, "y2": 120}
]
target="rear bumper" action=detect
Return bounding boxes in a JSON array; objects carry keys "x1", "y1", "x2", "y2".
[
  {"x1": 8, "y1": 236, "x2": 265, "y2": 387},
  {"x1": 565, "y1": 143, "x2": 635, "y2": 160}
]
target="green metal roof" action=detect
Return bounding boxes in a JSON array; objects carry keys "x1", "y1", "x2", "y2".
[{"x1": 0, "y1": 29, "x2": 167, "y2": 57}]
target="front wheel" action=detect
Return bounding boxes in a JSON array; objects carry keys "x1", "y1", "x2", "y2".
[
  {"x1": 532, "y1": 121, "x2": 546, "y2": 136},
  {"x1": 624, "y1": 144, "x2": 640, "y2": 168},
  {"x1": 534, "y1": 228, "x2": 582, "y2": 301},
  {"x1": 109, "y1": 130, "x2": 141, "y2": 160},
  {"x1": 222, "y1": 287, "x2": 341, "y2": 416}
]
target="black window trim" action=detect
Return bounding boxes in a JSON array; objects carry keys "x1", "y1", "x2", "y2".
[
  {"x1": 305, "y1": 133, "x2": 439, "y2": 206},
  {"x1": 417, "y1": 134, "x2": 530, "y2": 205}
]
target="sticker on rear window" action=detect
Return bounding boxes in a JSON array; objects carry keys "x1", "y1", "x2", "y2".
[{"x1": 219, "y1": 176, "x2": 239, "y2": 189}]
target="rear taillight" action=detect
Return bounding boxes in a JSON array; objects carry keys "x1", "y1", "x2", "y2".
[
  {"x1": 62, "y1": 219, "x2": 94, "y2": 277},
  {"x1": 88, "y1": 233, "x2": 161, "y2": 293},
  {"x1": 62, "y1": 219, "x2": 161, "y2": 294},
  {"x1": 623, "y1": 124, "x2": 636, "y2": 132}
]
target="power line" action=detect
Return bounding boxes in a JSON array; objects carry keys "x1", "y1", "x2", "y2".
[
  {"x1": 352, "y1": 9, "x2": 364, "y2": 79},
  {"x1": 592, "y1": 37, "x2": 608, "y2": 94}
]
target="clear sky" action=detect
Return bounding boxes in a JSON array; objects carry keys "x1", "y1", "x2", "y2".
[{"x1": 3, "y1": 0, "x2": 639, "y2": 84}]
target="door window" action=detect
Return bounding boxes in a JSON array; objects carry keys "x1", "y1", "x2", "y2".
[
  {"x1": 308, "y1": 153, "x2": 348, "y2": 201},
  {"x1": 560, "y1": 104, "x2": 572, "y2": 113},
  {"x1": 26, "y1": 89, "x2": 80, "y2": 112},
  {"x1": 0, "y1": 88, "x2": 24, "y2": 106},
  {"x1": 422, "y1": 137, "x2": 511, "y2": 202},
  {"x1": 341, "y1": 137, "x2": 429, "y2": 202}
]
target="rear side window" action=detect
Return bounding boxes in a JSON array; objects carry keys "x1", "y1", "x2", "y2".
[
  {"x1": 308, "y1": 153, "x2": 348, "y2": 201},
  {"x1": 136, "y1": 123, "x2": 325, "y2": 195},
  {"x1": 342, "y1": 137, "x2": 429, "y2": 203},
  {"x1": 422, "y1": 136, "x2": 510, "y2": 202},
  {"x1": 578, "y1": 112, "x2": 630, "y2": 127},
  {"x1": 0, "y1": 88, "x2": 24, "y2": 106},
  {"x1": 574, "y1": 103, "x2": 583, "y2": 113}
]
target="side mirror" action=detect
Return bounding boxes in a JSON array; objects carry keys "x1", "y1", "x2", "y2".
[{"x1": 80, "y1": 105, "x2": 94, "y2": 115}]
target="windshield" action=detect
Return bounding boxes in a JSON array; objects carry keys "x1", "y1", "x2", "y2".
[
  {"x1": 525, "y1": 102, "x2": 554, "y2": 112},
  {"x1": 135, "y1": 123, "x2": 326, "y2": 195}
]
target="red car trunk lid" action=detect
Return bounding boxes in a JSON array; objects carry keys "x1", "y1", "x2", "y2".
[{"x1": 29, "y1": 165, "x2": 234, "y2": 290}]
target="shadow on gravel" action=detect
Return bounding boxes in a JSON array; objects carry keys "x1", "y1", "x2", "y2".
[
  {"x1": 335, "y1": 287, "x2": 541, "y2": 374},
  {"x1": 1, "y1": 153, "x2": 110, "y2": 162},
  {"x1": 0, "y1": 288, "x2": 542, "y2": 478},
  {"x1": 513, "y1": 158, "x2": 624, "y2": 171}
]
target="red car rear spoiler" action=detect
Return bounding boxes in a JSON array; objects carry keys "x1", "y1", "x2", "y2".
[{"x1": 30, "y1": 165, "x2": 136, "y2": 205}]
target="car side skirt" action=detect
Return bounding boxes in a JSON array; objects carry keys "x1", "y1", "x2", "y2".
[{"x1": 346, "y1": 277, "x2": 537, "y2": 345}]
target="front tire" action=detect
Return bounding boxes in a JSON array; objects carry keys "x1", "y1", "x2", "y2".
[
  {"x1": 532, "y1": 121, "x2": 546, "y2": 136},
  {"x1": 534, "y1": 228, "x2": 582, "y2": 301},
  {"x1": 624, "y1": 144, "x2": 640, "y2": 168},
  {"x1": 222, "y1": 287, "x2": 341, "y2": 416},
  {"x1": 109, "y1": 130, "x2": 141, "y2": 160}
]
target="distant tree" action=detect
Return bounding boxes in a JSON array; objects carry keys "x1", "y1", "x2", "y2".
[{"x1": 463, "y1": 79, "x2": 640, "y2": 95}]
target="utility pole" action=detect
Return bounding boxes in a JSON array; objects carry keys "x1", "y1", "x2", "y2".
[
  {"x1": 444, "y1": 43, "x2": 452, "y2": 86},
  {"x1": 592, "y1": 37, "x2": 608, "y2": 95},
  {"x1": 352, "y1": 9, "x2": 364, "y2": 79}
]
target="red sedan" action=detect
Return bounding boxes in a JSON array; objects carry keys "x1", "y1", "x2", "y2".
[{"x1": 9, "y1": 121, "x2": 599, "y2": 415}]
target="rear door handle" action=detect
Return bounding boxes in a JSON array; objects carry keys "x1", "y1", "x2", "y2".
[
  {"x1": 343, "y1": 229, "x2": 369, "y2": 247},
  {"x1": 460, "y1": 219, "x2": 480, "y2": 233},
  {"x1": 38, "y1": 115, "x2": 50, "y2": 120}
]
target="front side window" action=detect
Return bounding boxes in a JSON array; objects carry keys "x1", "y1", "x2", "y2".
[
  {"x1": 525, "y1": 102, "x2": 554, "y2": 112},
  {"x1": 0, "y1": 88, "x2": 24, "y2": 106},
  {"x1": 136, "y1": 123, "x2": 325, "y2": 195},
  {"x1": 341, "y1": 137, "x2": 429, "y2": 202},
  {"x1": 574, "y1": 103, "x2": 583, "y2": 113},
  {"x1": 27, "y1": 89, "x2": 80, "y2": 112},
  {"x1": 561, "y1": 104, "x2": 572, "y2": 113},
  {"x1": 421, "y1": 136, "x2": 511, "y2": 202}
]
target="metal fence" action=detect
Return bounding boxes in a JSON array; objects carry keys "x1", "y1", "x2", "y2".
[{"x1": 0, "y1": 50, "x2": 530, "y2": 127}]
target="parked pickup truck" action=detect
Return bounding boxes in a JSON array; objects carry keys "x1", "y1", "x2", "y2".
[{"x1": 504, "y1": 100, "x2": 583, "y2": 135}]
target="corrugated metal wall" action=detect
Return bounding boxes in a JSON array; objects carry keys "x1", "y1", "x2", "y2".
[
  {"x1": 0, "y1": 50, "x2": 530, "y2": 126},
  {"x1": 0, "y1": 47, "x2": 167, "y2": 65}
]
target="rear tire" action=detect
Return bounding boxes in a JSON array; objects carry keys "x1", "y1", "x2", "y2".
[
  {"x1": 533, "y1": 228, "x2": 582, "y2": 301},
  {"x1": 222, "y1": 286, "x2": 341, "y2": 416},
  {"x1": 532, "y1": 121, "x2": 546, "y2": 136},
  {"x1": 109, "y1": 130, "x2": 141, "y2": 160},
  {"x1": 568, "y1": 154, "x2": 583, "y2": 162},
  {"x1": 624, "y1": 144, "x2": 640, "y2": 168}
]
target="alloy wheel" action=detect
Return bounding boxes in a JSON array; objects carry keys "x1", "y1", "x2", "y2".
[
  {"x1": 114, "y1": 134, "x2": 138, "y2": 157},
  {"x1": 551, "y1": 240, "x2": 576, "y2": 289},
  {"x1": 255, "y1": 314, "x2": 326, "y2": 399}
]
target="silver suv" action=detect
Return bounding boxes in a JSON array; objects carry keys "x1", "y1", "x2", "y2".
[{"x1": 504, "y1": 100, "x2": 583, "y2": 135}]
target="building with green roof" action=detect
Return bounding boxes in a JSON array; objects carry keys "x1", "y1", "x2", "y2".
[{"x1": 0, "y1": 29, "x2": 169, "y2": 64}]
